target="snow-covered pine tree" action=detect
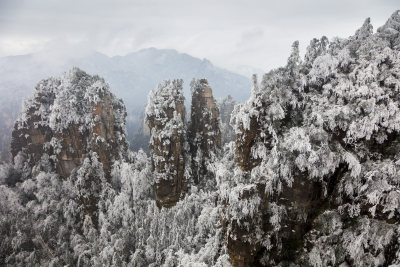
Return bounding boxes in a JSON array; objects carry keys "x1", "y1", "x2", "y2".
[
  {"x1": 1, "y1": 10, "x2": 400, "y2": 267},
  {"x1": 224, "y1": 10, "x2": 400, "y2": 266}
]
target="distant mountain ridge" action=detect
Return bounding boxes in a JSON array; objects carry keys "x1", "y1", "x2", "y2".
[
  {"x1": 0, "y1": 48, "x2": 251, "y2": 105},
  {"x1": 0, "y1": 48, "x2": 251, "y2": 161}
]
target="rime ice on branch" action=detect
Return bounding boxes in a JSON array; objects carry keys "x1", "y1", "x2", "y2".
[
  {"x1": 146, "y1": 79, "x2": 187, "y2": 208},
  {"x1": 225, "y1": 11, "x2": 400, "y2": 266},
  {"x1": 11, "y1": 67, "x2": 127, "y2": 179}
]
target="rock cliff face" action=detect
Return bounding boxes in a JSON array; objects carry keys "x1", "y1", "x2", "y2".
[
  {"x1": 146, "y1": 80, "x2": 187, "y2": 208},
  {"x1": 10, "y1": 67, "x2": 127, "y2": 179},
  {"x1": 218, "y1": 95, "x2": 236, "y2": 144},
  {"x1": 189, "y1": 79, "x2": 221, "y2": 184},
  {"x1": 146, "y1": 78, "x2": 222, "y2": 207},
  {"x1": 9, "y1": 67, "x2": 128, "y2": 228},
  {"x1": 3, "y1": 11, "x2": 400, "y2": 267},
  {"x1": 226, "y1": 12, "x2": 400, "y2": 266}
]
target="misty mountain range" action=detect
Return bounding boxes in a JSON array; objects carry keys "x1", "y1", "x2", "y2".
[{"x1": 0, "y1": 48, "x2": 251, "y2": 161}]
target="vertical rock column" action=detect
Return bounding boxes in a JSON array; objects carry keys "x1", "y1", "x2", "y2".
[
  {"x1": 10, "y1": 68, "x2": 127, "y2": 180},
  {"x1": 189, "y1": 79, "x2": 221, "y2": 185},
  {"x1": 146, "y1": 79, "x2": 187, "y2": 208},
  {"x1": 217, "y1": 95, "x2": 237, "y2": 144},
  {"x1": 10, "y1": 68, "x2": 128, "y2": 226}
]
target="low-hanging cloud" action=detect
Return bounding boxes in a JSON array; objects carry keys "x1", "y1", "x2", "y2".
[{"x1": 0, "y1": 0, "x2": 398, "y2": 74}]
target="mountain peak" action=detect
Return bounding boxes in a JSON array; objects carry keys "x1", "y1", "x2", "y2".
[
  {"x1": 12, "y1": 68, "x2": 127, "y2": 178},
  {"x1": 354, "y1": 17, "x2": 373, "y2": 39}
]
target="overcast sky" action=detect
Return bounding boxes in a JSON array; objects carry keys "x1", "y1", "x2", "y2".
[{"x1": 0, "y1": 0, "x2": 398, "y2": 74}]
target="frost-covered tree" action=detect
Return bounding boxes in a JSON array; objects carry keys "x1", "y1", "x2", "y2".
[
  {"x1": 189, "y1": 78, "x2": 221, "y2": 186},
  {"x1": 225, "y1": 11, "x2": 400, "y2": 266},
  {"x1": 145, "y1": 79, "x2": 189, "y2": 208},
  {"x1": 2, "y1": 10, "x2": 400, "y2": 267},
  {"x1": 217, "y1": 95, "x2": 237, "y2": 144}
]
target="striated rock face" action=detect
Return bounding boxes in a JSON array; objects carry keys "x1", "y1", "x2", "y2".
[
  {"x1": 234, "y1": 75, "x2": 271, "y2": 173},
  {"x1": 225, "y1": 13, "x2": 400, "y2": 266},
  {"x1": 11, "y1": 68, "x2": 127, "y2": 179},
  {"x1": 146, "y1": 78, "x2": 223, "y2": 207},
  {"x1": 218, "y1": 95, "x2": 236, "y2": 145},
  {"x1": 189, "y1": 79, "x2": 221, "y2": 184},
  {"x1": 223, "y1": 183, "x2": 268, "y2": 267},
  {"x1": 235, "y1": 116, "x2": 263, "y2": 172},
  {"x1": 146, "y1": 79, "x2": 187, "y2": 208},
  {"x1": 227, "y1": 44, "x2": 324, "y2": 265}
]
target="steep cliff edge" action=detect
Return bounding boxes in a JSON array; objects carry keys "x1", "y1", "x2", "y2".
[
  {"x1": 189, "y1": 79, "x2": 221, "y2": 185},
  {"x1": 218, "y1": 95, "x2": 237, "y2": 144},
  {"x1": 10, "y1": 68, "x2": 127, "y2": 179},
  {"x1": 2, "y1": 11, "x2": 400, "y2": 267},
  {"x1": 9, "y1": 68, "x2": 128, "y2": 227},
  {"x1": 146, "y1": 79, "x2": 187, "y2": 208},
  {"x1": 225, "y1": 12, "x2": 400, "y2": 266},
  {"x1": 146, "y1": 78, "x2": 222, "y2": 207}
]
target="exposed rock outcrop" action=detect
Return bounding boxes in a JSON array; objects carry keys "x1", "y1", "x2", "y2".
[
  {"x1": 234, "y1": 75, "x2": 271, "y2": 172},
  {"x1": 226, "y1": 13, "x2": 400, "y2": 266},
  {"x1": 146, "y1": 78, "x2": 224, "y2": 207},
  {"x1": 218, "y1": 95, "x2": 236, "y2": 145},
  {"x1": 189, "y1": 79, "x2": 221, "y2": 184},
  {"x1": 3, "y1": 11, "x2": 400, "y2": 267},
  {"x1": 11, "y1": 67, "x2": 127, "y2": 179},
  {"x1": 9, "y1": 67, "x2": 128, "y2": 227},
  {"x1": 146, "y1": 79, "x2": 187, "y2": 208}
]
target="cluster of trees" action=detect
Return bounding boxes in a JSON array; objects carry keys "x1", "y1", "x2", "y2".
[
  {"x1": 227, "y1": 11, "x2": 400, "y2": 266},
  {"x1": 1, "y1": 10, "x2": 400, "y2": 267}
]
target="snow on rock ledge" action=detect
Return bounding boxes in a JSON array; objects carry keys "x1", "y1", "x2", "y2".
[
  {"x1": 225, "y1": 11, "x2": 400, "y2": 266},
  {"x1": 11, "y1": 67, "x2": 127, "y2": 179},
  {"x1": 146, "y1": 79, "x2": 188, "y2": 208}
]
